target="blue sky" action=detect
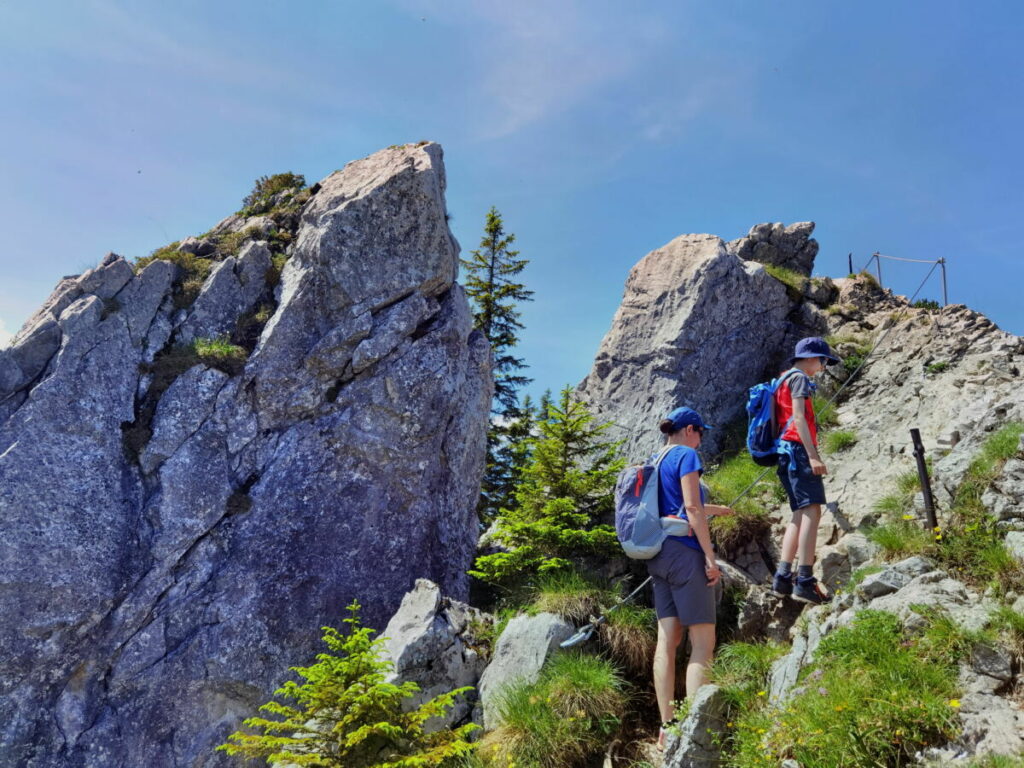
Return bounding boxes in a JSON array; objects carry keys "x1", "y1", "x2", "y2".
[{"x1": 2, "y1": 1, "x2": 1021, "y2": 401}]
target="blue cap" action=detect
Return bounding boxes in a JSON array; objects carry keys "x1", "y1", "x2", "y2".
[
  {"x1": 664, "y1": 407, "x2": 713, "y2": 432},
  {"x1": 791, "y1": 336, "x2": 840, "y2": 365}
]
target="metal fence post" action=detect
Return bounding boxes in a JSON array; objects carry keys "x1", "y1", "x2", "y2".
[
  {"x1": 910, "y1": 428, "x2": 938, "y2": 531},
  {"x1": 874, "y1": 252, "x2": 883, "y2": 288},
  {"x1": 939, "y1": 258, "x2": 948, "y2": 306}
]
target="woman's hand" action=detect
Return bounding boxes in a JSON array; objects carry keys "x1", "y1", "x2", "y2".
[
  {"x1": 708, "y1": 505, "x2": 734, "y2": 517},
  {"x1": 704, "y1": 557, "x2": 721, "y2": 587}
]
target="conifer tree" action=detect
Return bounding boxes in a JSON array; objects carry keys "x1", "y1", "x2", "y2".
[
  {"x1": 218, "y1": 601, "x2": 478, "y2": 767},
  {"x1": 461, "y1": 207, "x2": 534, "y2": 521},
  {"x1": 470, "y1": 387, "x2": 625, "y2": 589}
]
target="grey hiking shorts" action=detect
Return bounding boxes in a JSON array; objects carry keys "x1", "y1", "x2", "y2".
[{"x1": 647, "y1": 539, "x2": 716, "y2": 625}]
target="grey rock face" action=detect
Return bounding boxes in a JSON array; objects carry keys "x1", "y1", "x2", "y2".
[
  {"x1": 477, "y1": 613, "x2": 573, "y2": 730},
  {"x1": 381, "y1": 580, "x2": 491, "y2": 729},
  {"x1": 177, "y1": 241, "x2": 272, "y2": 344},
  {"x1": 0, "y1": 143, "x2": 490, "y2": 768},
  {"x1": 578, "y1": 228, "x2": 820, "y2": 461},
  {"x1": 662, "y1": 684, "x2": 728, "y2": 768},
  {"x1": 727, "y1": 221, "x2": 819, "y2": 276}
]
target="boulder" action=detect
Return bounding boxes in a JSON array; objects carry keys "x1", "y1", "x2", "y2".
[
  {"x1": 477, "y1": 613, "x2": 573, "y2": 730},
  {"x1": 0, "y1": 143, "x2": 491, "y2": 768},
  {"x1": 726, "y1": 221, "x2": 819, "y2": 276},
  {"x1": 662, "y1": 684, "x2": 729, "y2": 768},
  {"x1": 381, "y1": 580, "x2": 491, "y2": 729},
  {"x1": 578, "y1": 229, "x2": 816, "y2": 461}
]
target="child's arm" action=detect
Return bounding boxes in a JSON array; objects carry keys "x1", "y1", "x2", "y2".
[{"x1": 791, "y1": 397, "x2": 827, "y2": 475}]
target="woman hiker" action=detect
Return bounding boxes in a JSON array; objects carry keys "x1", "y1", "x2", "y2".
[{"x1": 646, "y1": 407, "x2": 734, "y2": 750}]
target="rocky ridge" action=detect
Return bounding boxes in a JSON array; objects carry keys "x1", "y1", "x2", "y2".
[{"x1": 0, "y1": 143, "x2": 491, "y2": 768}]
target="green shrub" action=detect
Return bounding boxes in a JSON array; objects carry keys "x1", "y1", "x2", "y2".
[
  {"x1": 823, "y1": 429, "x2": 857, "y2": 454},
  {"x1": 842, "y1": 353, "x2": 864, "y2": 374},
  {"x1": 913, "y1": 299, "x2": 941, "y2": 311},
  {"x1": 727, "y1": 611, "x2": 960, "y2": 768},
  {"x1": 218, "y1": 601, "x2": 477, "y2": 767},
  {"x1": 480, "y1": 653, "x2": 626, "y2": 768},
  {"x1": 240, "y1": 172, "x2": 307, "y2": 216}
]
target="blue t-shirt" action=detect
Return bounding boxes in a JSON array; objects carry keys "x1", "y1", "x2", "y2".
[{"x1": 657, "y1": 445, "x2": 706, "y2": 551}]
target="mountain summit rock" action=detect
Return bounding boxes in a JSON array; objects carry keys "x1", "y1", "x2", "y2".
[{"x1": 0, "y1": 143, "x2": 491, "y2": 767}]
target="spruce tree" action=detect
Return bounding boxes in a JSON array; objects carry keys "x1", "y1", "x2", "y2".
[
  {"x1": 469, "y1": 386, "x2": 625, "y2": 590},
  {"x1": 218, "y1": 601, "x2": 477, "y2": 767},
  {"x1": 461, "y1": 207, "x2": 534, "y2": 521}
]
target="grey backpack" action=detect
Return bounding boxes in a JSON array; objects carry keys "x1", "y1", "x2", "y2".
[{"x1": 614, "y1": 446, "x2": 690, "y2": 559}]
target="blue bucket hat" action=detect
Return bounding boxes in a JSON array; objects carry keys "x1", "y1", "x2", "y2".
[
  {"x1": 791, "y1": 336, "x2": 841, "y2": 365},
  {"x1": 664, "y1": 406, "x2": 713, "y2": 433}
]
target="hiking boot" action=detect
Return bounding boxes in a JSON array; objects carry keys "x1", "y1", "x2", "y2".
[
  {"x1": 793, "y1": 579, "x2": 831, "y2": 606},
  {"x1": 771, "y1": 573, "x2": 794, "y2": 598}
]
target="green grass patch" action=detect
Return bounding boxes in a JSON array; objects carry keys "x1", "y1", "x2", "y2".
[
  {"x1": 703, "y1": 452, "x2": 781, "y2": 552},
  {"x1": 727, "y1": 610, "x2": 961, "y2": 768},
  {"x1": 194, "y1": 336, "x2": 248, "y2": 375},
  {"x1": 763, "y1": 264, "x2": 808, "y2": 299},
  {"x1": 481, "y1": 652, "x2": 627, "y2": 768},
  {"x1": 528, "y1": 569, "x2": 613, "y2": 623},
  {"x1": 926, "y1": 361, "x2": 950, "y2": 375},
  {"x1": 822, "y1": 429, "x2": 858, "y2": 454},
  {"x1": 239, "y1": 172, "x2": 307, "y2": 216},
  {"x1": 843, "y1": 564, "x2": 884, "y2": 592},
  {"x1": 812, "y1": 393, "x2": 839, "y2": 429},
  {"x1": 134, "y1": 242, "x2": 214, "y2": 310},
  {"x1": 868, "y1": 425, "x2": 1024, "y2": 592},
  {"x1": 600, "y1": 602, "x2": 657, "y2": 675}
]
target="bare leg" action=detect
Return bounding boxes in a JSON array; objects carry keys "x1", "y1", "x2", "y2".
[
  {"x1": 796, "y1": 504, "x2": 821, "y2": 567},
  {"x1": 653, "y1": 617, "x2": 683, "y2": 724},
  {"x1": 780, "y1": 509, "x2": 801, "y2": 565},
  {"x1": 685, "y1": 623, "x2": 716, "y2": 698},
  {"x1": 654, "y1": 616, "x2": 682, "y2": 748}
]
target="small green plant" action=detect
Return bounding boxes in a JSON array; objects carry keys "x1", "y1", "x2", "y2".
[
  {"x1": 926, "y1": 361, "x2": 950, "y2": 375},
  {"x1": 842, "y1": 352, "x2": 865, "y2": 374},
  {"x1": 240, "y1": 172, "x2": 307, "y2": 216},
  {"x1": 843, "y1": 564, "x2": 884, "y2": 591},
  {"x1": 727, "y1": 611, "x2": 961, "y2": 768},
  {"x1": 913, "y1": 298, "x2": 941, "y2": 311},
  {"x1": 703, "y1": 451, "x2": 779, "y2": 552},
  {"x1": 194, "y1": 336, "x2": 248, "y2": 375},
  {"x1": 480, "y1": 653, "x2": 626, "y2": 768},
  {"x1": 218, "y1": 601, "x2": 477, "y2": 767},
  {"x1": 823, "y1": 429, "x2": 858, "y2": 454},
  {"x1": 856, "y1": 269, "x2": 880, "y2": 289}
]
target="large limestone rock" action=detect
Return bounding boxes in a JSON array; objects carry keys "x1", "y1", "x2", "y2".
[
  {"x1": 727, "y1": 221, "x2": 820, "y2": 276},
  {"x1": 0, "y1": 143, "x2": 491, "y2": 768},
  {"x1": 662, "y1": 684, "x2": 729, "y2": 768},
  {"x1": 381, "y1": 580, "x2": 491, "y2": 729},
  {"x1": 578, "y1": 226, "x2": 822, "y2": 461}
]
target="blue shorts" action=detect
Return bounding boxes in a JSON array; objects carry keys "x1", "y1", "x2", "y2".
[
  {"x1": 647, "y1": 540, "x2": 716, "y2": 625},
  {"x1": 777, "y1": 442, "x2": 827, "y2": 511}
]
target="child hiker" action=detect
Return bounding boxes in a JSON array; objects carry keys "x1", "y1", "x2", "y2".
[
  {"x1": 770, "y1": 337, "x2": 841, "y2": 606},
  {"x1": 647, "y1": 407, "x2": 734, "y2": 749}
]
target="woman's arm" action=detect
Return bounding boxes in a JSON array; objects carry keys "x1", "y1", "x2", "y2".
[
  {"x1": 681, "y1": 471, "x2": 720, "y2": 586},
  {"x1": 703, "y1": 504, "x2": 734, "y2": 517}
]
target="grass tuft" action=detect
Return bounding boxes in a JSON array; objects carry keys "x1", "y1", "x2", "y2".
[
  {"x1": 703, "y1": 452, "x2": 781, "y2": 552},
  {"x1": 481, "y1": 652, "x2": 627, "y2": 768},
  {"x1": 763, "y1": 264, "x2": 808, "y2": 299},
  {"x1": 727, "y1": 610, "x2": 960, "y2": 767},
  {"x1": 823, "y1": 429, "x2": 858, "y2": 454}
]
